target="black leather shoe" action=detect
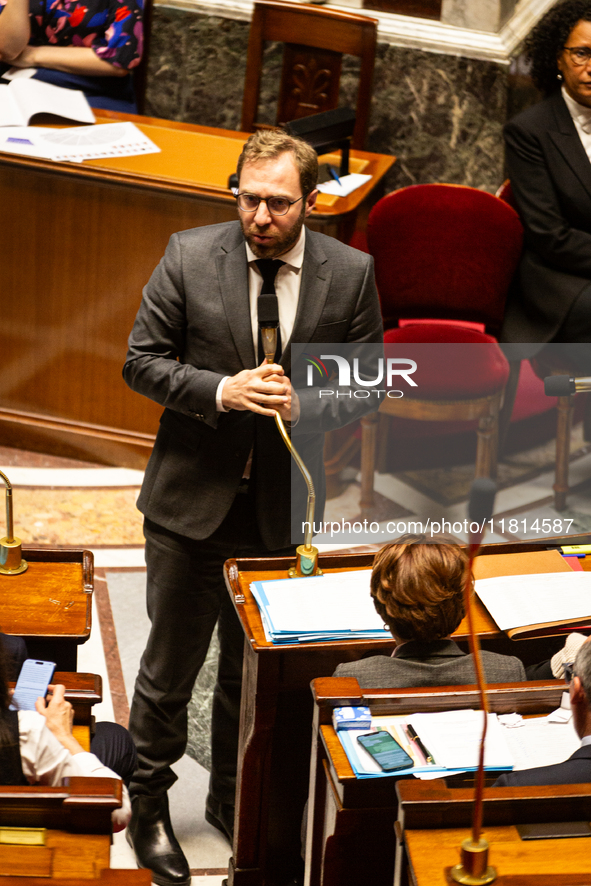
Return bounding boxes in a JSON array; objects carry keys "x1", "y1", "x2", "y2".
[
  {"x1": 126, "y1": 794, "x2": 191, "y2": 886},
  {"x1": 205, "y1": 795, "x2": 235, "y2": 845}
]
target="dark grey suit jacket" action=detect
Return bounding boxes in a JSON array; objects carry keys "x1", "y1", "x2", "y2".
[
  {"x1": 124, "y1": 221, "x2": 383, "y2": 550},
  {"x1": 333, "y1": 639, "x2": 526, "y2": 689},
  {"x1": 501, "y1": 90, "x2": 591, "y2": 344},
  {"x1": 494, "y1": 744, "x2": 591, "y2": 787}
]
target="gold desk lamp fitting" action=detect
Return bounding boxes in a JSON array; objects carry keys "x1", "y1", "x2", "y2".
[
  {"x1": 0, "y1": 470, "x2": 28, "y2": 575},
  {"x1": 260, "y1": 327, "x2": 321, "y2": 578}
]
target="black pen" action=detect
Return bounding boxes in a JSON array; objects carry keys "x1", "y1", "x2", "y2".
[{"x1": 406, "y1": 724, "x2": 436, "y2": 765}]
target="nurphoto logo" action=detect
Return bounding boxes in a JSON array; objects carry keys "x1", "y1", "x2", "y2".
[{"x1": 305, "y1": 355, "x2": 418, "y2": 400}]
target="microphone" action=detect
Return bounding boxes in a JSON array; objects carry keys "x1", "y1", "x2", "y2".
[
  {"x1": 257, "y1": 292, "x2": 320, "y2": 576},
  {"x1": 544, "y1": 375, "x2": 591, "y2": 396},
  {"x1": 258, "y1": 293, "x2": 279, "y2": 364}
]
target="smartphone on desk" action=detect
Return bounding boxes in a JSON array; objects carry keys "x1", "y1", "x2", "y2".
[
  {"x1": 357, "y1": 730, "x2": 414, "y2": 772},
  {"x1": 9, "y1": 659, "x2": 56, "y2": 711}
]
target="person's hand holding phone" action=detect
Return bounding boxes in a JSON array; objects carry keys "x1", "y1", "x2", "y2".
[{"x1": 36, "y1": 684, "x2": 85, "y2": 756}]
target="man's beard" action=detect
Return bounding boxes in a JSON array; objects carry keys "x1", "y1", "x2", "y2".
[{"x1": 241, "y1": 205, "x2": 306, "y2": 258}]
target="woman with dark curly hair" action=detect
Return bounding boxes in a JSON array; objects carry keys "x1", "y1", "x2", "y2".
[{"x1": 502, "y1": 0, "x2": 591, "y2": 361}]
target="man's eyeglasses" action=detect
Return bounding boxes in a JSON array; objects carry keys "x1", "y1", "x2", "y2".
[
  {"x1": 233, "y1": 190, "x2": 304, "y2": 217},
  {"x1": 564, "y1": 662, "x2": 576, "y2": 683},
  {"x1": 563, "y1": 46, "x2": 591, "y2": 66}
]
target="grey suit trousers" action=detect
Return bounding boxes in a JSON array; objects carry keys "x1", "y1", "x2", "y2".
[{"x1": 128, "y1": 488, "x2": 295, "y2": 804}]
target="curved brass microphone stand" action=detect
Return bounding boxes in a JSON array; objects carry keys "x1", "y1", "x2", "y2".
[
  {"x1": 450, "y1": 538, "x2": 496, "y2": 885},
  {"x1": 0, "y1": 470, "x2": 28, "y2": 575},
  {"x1": 451, "y1": 478, "x2": 498, "y2": 885},
  {"x1": 261, "y1": 328, "x2": 321, "y2": 577}
]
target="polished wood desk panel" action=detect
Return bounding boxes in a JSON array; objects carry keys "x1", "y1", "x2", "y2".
[
  {"x1": 0, "y1": 549, "x2": 93, "y2": 670},
  {"x1": 0, "y1": 112, "x2": 394, "y2": 465},
  {"x1": 398, "y1": 780, "x2": 591, "y2": 886},
  {"x1": 0, "y1": 777, "x2": 121, "y2": 878},
  {"x1": 306, "y1": 679, "x2": 567, "y2": 886},
  {"x1": 224, "y1": 535, "x2": 590, "y2": 886}
]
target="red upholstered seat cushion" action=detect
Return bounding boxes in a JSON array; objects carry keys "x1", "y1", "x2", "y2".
[{"x1": 383, "y1": 324, "x2": 510, "y2": 400}]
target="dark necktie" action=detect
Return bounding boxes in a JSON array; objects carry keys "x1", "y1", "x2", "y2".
[{"x1": 256, "y1": 259, "x2": 284, "y2": 363}]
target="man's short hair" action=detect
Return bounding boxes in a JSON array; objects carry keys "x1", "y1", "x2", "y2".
[
  {"x1": 370, "y1": 534, "x2": 469, "y2": 643},
  {"x1": 574, "y1": 641, "x2": 591, "y2": 701},
  {"x1": 236, "y1": 130, "x2": 318, "y2": 197}
]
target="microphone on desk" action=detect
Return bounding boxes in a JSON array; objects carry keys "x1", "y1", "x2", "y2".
[
  {"x1": 450, "y1": 477, "x2": 497, "y2": 886},
  {"x1": 0, "y1": 470, "x2": 28, "y2": 575},
  {"x1": 544, "y1": 375, "x2": 591, "y2": 397},
  {"x1": 258, "y1": 313, "x2": 321, "y2": 579}
]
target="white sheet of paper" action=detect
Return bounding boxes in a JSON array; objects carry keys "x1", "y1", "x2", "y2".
[
  {"x1": 317, "y1": 173, "x2": 372, "y2": 197},
  {"x1": 503, "y1": 715, "x2": 580, "y2": 770},
  {"x1": 259, "y1": 570, "x2": 383, "y2": 633},
  {"x1": 0, "y1": 89, "x2": 26, "y2": 127},
  {"x1": 407, "y1": 710, "x2": 514, "y2": 770},
  {"x1": 0, "y1": 122, "x2": 160, "y2": 162},
  {"x1": 0, "y1": 79, "x2": 95, "y2": 127},
  {"x1": 3, "y1": 67, "x2": 38, "y2": 80},
  {"x1": 475, "y1": 571, "x2": 591, "y2": 631}
]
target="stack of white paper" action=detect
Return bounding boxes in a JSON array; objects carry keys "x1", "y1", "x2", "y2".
[
  {"x1": 0, "y1": 121, "x2": 160, "y2": 162},
  {"x1": 250, "y1": 570, "x2": 391, "y2": 644}
]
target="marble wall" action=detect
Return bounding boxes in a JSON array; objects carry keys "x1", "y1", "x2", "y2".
[{"x1": 145, "y1": 6, "x2": 512, "y2": 193}]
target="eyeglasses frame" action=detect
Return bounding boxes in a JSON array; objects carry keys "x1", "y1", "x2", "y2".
[
  {"x1": 232, "y1": 189, "x2": 305, "y2": 217},
  {"x1": 562, "y1": 45, "x2": 591, "y2": 66}
]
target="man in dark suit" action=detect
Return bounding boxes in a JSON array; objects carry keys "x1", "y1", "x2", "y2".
[
  {"x1": 495, "y1": 639, "x2": 591, "y2": 787},
  {"x1": 334, "y1": 535, "x2": 527, "y2": 688},
  {"x1": 123, "y1": 129, "x2": 383, "y2": 886}
]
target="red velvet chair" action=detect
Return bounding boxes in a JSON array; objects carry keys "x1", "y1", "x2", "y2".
[{"x1": 359, "y1": 184, "x2": 524, "y2": 513}]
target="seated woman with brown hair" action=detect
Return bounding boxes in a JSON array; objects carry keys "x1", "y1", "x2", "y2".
[{"x1": 334, "y1": 535, "x2": 530, "y2": 688}]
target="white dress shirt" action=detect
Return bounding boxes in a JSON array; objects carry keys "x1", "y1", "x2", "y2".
[
  {"x1": 562, "y1": 85, "x2": 591, "y2": 161},
  {"x1": 18, "y1": 710, "x2": 131, "y2": 831},
  {"x1": 215, "y1": 226, "x2": 306, "y2": 411}
]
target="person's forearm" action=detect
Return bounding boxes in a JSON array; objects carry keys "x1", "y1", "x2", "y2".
[
  {"x1": 0, "y1": 0, "x2": 31, "y2": 63},
  {"x1": 11, "y1": 44, "x2": 128, "y2": 75}
]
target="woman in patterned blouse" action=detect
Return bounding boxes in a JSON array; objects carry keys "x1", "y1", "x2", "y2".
[{"x1": 0, "y1": 0, "x2": 143, "y2": 111}]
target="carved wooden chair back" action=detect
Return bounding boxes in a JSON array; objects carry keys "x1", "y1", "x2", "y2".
[{"x1": 241, "y1": 0, "x2": 377, "y2": 150}]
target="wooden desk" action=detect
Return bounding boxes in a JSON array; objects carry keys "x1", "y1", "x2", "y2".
[
  {"x1": 0, "y1": 776, "x2": 121, "y2": 878},
  {"x1": 0, "y1": 549, "x2": 93, "y2": 670},
  {"x1": 0, "y1": 111, "x2": 395, "y2": 466},
  {"x1": 223, "y1": 534, "x2": 591, "y2": 886},
  {"x1": 305, "y1": 678, "x2": 567, "y2": 886},
  {"x1": 397, "y1": 780, "x2": 591, "y2": 886}
]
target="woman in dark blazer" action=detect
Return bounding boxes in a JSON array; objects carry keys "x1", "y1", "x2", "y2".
[{"x1": 502, "y1": 0, "x2": 591, "y2": 361}]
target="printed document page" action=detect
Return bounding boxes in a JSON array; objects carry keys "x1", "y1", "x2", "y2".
[
  {"x1": 475, "y1": 571, "x2": 591, "y2": 631},
  {"x1": 407, "y1": 710, "x2": 514, "y2": 770},
  {"x1": 257, "y1": 570, "x2": 383, "y2": 633},
  {"x1": 503, "y1": 715, "x2": 580, "y2": 770},
  {"x1": 0, "y1": 122, "x2": 160, "y2": 162}
]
